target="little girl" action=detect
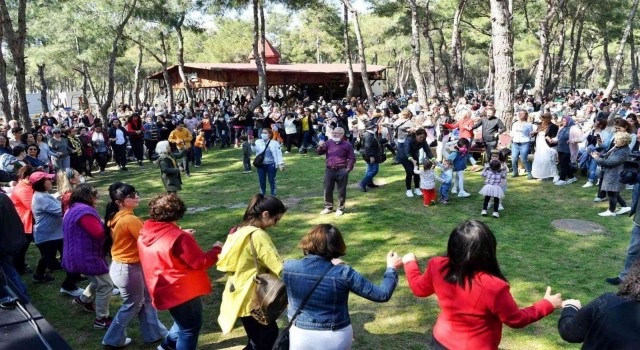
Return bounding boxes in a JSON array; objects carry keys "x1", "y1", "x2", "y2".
[
  {"x1": 412, "y1": 158, "x2": 437, "y2": 206},
  {"x1": 448, "y1": 138, "x2": 476, "y2": 198},
  {"x1": 479, "y1": 159, "x2": 507, "y2": 218},
  {"x1": 435, "y1": 159, "x2": 454, "y2": 204}
]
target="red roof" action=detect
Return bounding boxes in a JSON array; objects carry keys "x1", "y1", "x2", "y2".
[
  {"x1": 249, "y1": 40, "x2": 281, "y2": 59},
  {"x1": 165, "y1": 62, "x2": 387, "y2": 74}
]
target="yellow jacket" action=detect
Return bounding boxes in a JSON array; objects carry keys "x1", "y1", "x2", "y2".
[
  {"x1": 168, "y1": 128, "x2": 193, "y2": 149},
  {"x1": 216, "y1": 225, "x2": 283, "y2": 334},
  {"x1": 108, "y1": 209, "x2": 143, "y2": 264}
]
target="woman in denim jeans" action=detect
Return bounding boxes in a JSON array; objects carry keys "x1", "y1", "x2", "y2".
[
  {"x1": 102, "y1": 184, "x2": 167, "y2": 348},
  {"x1": 282, "y1": 224, "x2": 402, "y2": 350}
]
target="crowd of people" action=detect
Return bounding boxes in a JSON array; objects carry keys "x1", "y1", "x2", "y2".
[{"x1": 1, "y1": 88, "x2": 640, "y2": 349}]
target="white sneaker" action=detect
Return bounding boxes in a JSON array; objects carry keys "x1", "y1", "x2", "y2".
[
  {"x1": 451, "y1": 187, "x2": 458, "y2": 194},
  {"x1": 554, "y1": 180, "x2": 567, "y2": 186},
  {"x1": 413, "y1": 188, "x2": 422, "y2": 196},
  {"x1": 60, "y1": 287, "x2": 84, "y2": 297},
  {"x1": 566, "y1": 178, "x2": 577, "y2": 184},
  {"x1": 284, "y1": 151, "x2": 290, "y2": 154},
  {"x1": 103, "y1": 338, "x2": 132, "y2": 348},
  {"x1": 553, "y1": 175, "x2": 560, "y2": 183},
  {"x1": 458, "y1": 191, "x2": 470, "y2": 198},
  {"x1": 320, "y1": 208, "x2": 332, "y2": 215},
  {"x1": 594, "y1": 197, "x2": 606, "y2": 202},
  {"x1": 406, "y1": 190, "x2": 414, "y2": 198},
  {"x1": 481, "y1": 210, "x2": 487, "y2": 216},
  {"x1": 627, "y1": 185, "x2": 635, "y2": 190},
  {"x1": 498, "y1": 204, "x2": 504, "y2": 211},
  {"x1": 598, "y1": 210, "x2": 616, "y2": 217},
  {"x1": 582, "y1": 181, "x2": 594, "y2": 188},
  {"x1": 492, "y1": 212, "x2": 500, "y2": 218},
  {"x1": 112, "y1": 288, "x2": 120, "y2": 296},
  {"x1": 335, "y1": 209, "x2": 344, "y2": 217},
  {"x1": 616, "y1": 207, "x2": 632, "y2": 215}
]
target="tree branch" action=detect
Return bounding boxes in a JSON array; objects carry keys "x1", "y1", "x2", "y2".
[{"x1": 460, "y1": 19, "x2": 491, "y2": 37}]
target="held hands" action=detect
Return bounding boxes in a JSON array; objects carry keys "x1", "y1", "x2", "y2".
[
  {"x1": 331, "y1": 258, "x2": 345, "y2": 266},
  {"x1": 213, "y1": 241, "x2": 224, "y2": 249},
  {"x1": 543, "y1": 286, "x2": 563, "y2": 309},
  {"x1": 562, "y1": 299, "x2": 582, "y2": 309},
  {"x1": 387, "y1": 251, "x2": 403, "y2": 269},
  {"x1": 183, "y1": 228, "x2": 196, "y2": 236},
  {"x1": 591, "y1": 151, "x2": 600, "y2": 159},
  {"x1": 402, "y1": 253, "x2": 417, "y2": 264}
]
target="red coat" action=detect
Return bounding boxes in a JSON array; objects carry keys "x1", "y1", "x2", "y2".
[
  {"x1": 138, "y1": 220, "x2": 220, "y2": 310},
  {"x1": 404, "y1": 256, "x2": 554, "y2": 350}
]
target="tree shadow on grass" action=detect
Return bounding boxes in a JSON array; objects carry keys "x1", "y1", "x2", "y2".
[{"x1": 349, "y1": 311, "x2": 428, "y2": 350}]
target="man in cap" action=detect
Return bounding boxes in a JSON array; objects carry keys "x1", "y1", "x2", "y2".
[{"x1": 358, "y1": 121, "x2": 383, "y2": 192}]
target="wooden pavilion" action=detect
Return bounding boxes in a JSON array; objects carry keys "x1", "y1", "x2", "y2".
[{"x1": 147, "y1": 40, "x2": 387, "y2": 101}]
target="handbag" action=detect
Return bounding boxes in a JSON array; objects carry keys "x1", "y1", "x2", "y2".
[
  {"x1": 248, "y1": 232, "x2": 288, "y2": 326},
  {"x1": 272, "y1": 263, "x2": 334, "y2": 350},
  {"x1": 252, "y1": 139, "x2": 271, "y2": 168}
]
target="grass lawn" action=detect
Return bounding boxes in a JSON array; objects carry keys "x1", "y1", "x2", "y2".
[{"x1": 23, "y1": 146, "x2": 633, "y2": 349}]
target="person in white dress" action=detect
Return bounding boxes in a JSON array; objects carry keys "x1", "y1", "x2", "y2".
[{"x1": 531, "y1": 113, "x2": 560, "y2": 180}]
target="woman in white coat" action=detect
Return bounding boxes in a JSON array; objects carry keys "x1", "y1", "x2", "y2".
[{"x1": 252, "y1": 128, "x2": 285, "y2": 196}]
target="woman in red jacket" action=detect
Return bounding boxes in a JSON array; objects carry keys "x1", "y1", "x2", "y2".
[
  {"x1": 137, "y1": 194, "x2": 223, "y2": 350},
  {"x1": 402, "y1": 220, "x2": 564, "y2": 350},
  {"x1": 10, "y1": 165, "x2": 35, "y2": 274}
]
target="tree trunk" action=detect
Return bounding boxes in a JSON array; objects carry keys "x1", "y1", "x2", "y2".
[
  {"x1": 569, "y1": 7, "x2": 585, "y2": 91},
  {"x1": 604, "y1": 0, "x2": 640, "y2": 97},
  {"x1": 175, "y1": 17, "x2": 194, "y2": 109},
  {"x1": 95, "y1": 0, "x2": 137, "y2": 123},
  {"x1": 133, "y1": 43, "x2": 143, "y2": 110},
  {"x1": 438, "y1": 28, "x2": 454, "y2": 100},
  {"x1": 546, "y1": 12, "x2": 568, "y2": 95},
  {"x1": 37, "y1": 64, "x2": 49, "y2": 113},
  {"x1": 159, "y1": 32, "x2": 174, "y2": 111},
  {"x1": 603, "y1": 30, "x2": 612, "y2": 82},
  {"x1": 343, "y1": 4, "x2": 355, "y2": 99},
  {"x1": 0, "y1": 0, "x2": 29, "y2": 130},
  {"x1": 408, "y1": 0, "x2": 427, "y2": 105},
  {"x1": 343, "y1": 0, "x2": 375, "y2": 106},
  {"x1": 422, "y1": 6, "x2": 437, "y2": 99},
  {"x1": 0, "y1": 23, "x2": 12, "y2": 121},
  {"x1": 248, "y1": 0, "x2": 267, "y2": 111},
  {"x1": 484, "y1": 41, "x2": 495, "y2": 94},
  {"x1": 490, "y1": 0, "x2": 515, "y2": 129},
  {"x1": 532, "y1": 0, "x2": 565, "y2": 101},
  {"x1": 450, "y1": 0, "x2": 467, "y2": 98},
  {"x1": 632, "y1": 24, "x2": 639, "y2": 89}
]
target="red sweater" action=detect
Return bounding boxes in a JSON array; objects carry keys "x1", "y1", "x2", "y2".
[
  {"x1": 138, "y1": 220, "x2": 220, "y2": 310},
  {"x1": 404, "y1": 256, "x2": 554, "y2": 350},
  {"x1": 444, "y1": 118, "x2": 475, "y2": 140}
]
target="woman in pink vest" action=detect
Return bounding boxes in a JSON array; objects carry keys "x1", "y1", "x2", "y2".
[{"x1": 138, "y1": 194, "x2": 223, "y2": 350}]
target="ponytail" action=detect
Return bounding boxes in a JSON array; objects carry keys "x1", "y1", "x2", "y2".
[{"x1": 241, "y1": 194, "x2": 287, "y2": 226}]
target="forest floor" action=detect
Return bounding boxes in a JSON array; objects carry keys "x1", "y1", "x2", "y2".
[{"x1": 26, "y1": 146, "x2": 629, "y2": 350}]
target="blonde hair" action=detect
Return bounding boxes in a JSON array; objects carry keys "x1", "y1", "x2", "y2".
[
  {"x1": 615, "y1": 131, "x2": 632, "y2": 147},
  {"x1": 56, "y1": 168, "x2": 79, "y2": 194}
]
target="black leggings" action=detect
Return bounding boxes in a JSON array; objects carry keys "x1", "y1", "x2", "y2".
[
  {"x1": 607, "y1": 191, "x2": 627, "y2": 212},
  {"x1": 35, "y1": 239, "x2": 80, "y2": 290},
  {"x1": 13, "y1": 233, "x2": 33, "y2": 273},
  {"x1": 401, "y1": 159, "x2": 420, "y2": 190},
  {"x1": 483, "y1": 196, "x2": 500, "y2": 212},
  {"x1": 112, "y1": 144, "x2": 127, "y2": 167},
  {"x1": 240, "y1": 316, "x2": 278, "y2": 350},
  {"x1": 558, "y1": 151, "x2": 574, "y2": 181},
  {"x1": 285, "y1": 133, "x2": 299, "y2": 152}
]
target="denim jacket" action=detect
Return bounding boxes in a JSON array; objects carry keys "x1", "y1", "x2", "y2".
[{"x1": 282, "y1": 254, "x2": 398, "y2": 331}]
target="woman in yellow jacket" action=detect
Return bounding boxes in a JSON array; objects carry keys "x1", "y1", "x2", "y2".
[{"x1": 217, "y1": 194, "x2": 287, "y2": 350}]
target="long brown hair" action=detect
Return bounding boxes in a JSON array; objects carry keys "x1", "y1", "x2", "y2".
[{"x1": 538, "y1": 112, "x2": 552, "y2": 132}]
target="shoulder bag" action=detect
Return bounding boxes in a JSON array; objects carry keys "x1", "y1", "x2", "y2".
[
  {"x1": 252, "y1": 139, "x2": 271, "y2": 168},
  {"x1": 272, "y1": 263, "x2": 334, "y2": 350},
  {"x1": 248, "y1": 231, "x2": 287, "y2": 326}
]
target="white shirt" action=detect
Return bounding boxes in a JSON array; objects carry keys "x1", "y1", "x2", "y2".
[{"x1": 115, "y1": 129, "x2": 125, "y2": 145}]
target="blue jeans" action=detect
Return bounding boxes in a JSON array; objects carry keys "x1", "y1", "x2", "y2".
[
  {"x1": 0, "y1": 256, "x2": 29, "y2": 303},
  {"x1": 511, "y1": 142, "x2": 532, "y2": 176},
  {"x1": 588, "y1": 157, "x2": 598, "y2": 182},
  {"x1": 193, "y1": 147, "x2": 202, "y2": 166},
  {"x1": 257, "y1": 163, "x2": 277, "y2": 196},
  {"x1": 162, "y1": 297, "x2": 203, "y2": 350},
  {"x1": 439, "y1": 183, "x2": 451, "y2": 201},
  {"x1": 620, "y1": 224, "x2": 640, "y2": 280},
  {"x1": 103, "y1": 262, "x2": 167, "y2": 346},
  {"x1": 360, "y1": 162, "x2": 379, "y2": 187},
  {"x1": 300, "y1": 131, "x2": 317, "y2": 152}
]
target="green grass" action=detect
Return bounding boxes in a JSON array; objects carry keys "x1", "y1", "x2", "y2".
[{"x1": 24, "y1": 147, "x2": 633, "y2": 349}]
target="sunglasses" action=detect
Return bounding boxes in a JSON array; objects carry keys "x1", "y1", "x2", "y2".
[
  {"x1": 28, "y1": 148, "x2": 37, "y2": 151},
  {"x1": 53, "y1": 131, "x2": 61, "y2": 134}
]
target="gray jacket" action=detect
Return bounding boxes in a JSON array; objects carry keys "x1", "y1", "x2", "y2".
[
  {"x1": 594, "y1": 146, "x2": 630, "y2": 192},
  {"x1": 472, "y1": 116, "x2": 506, "y2": 143}
]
